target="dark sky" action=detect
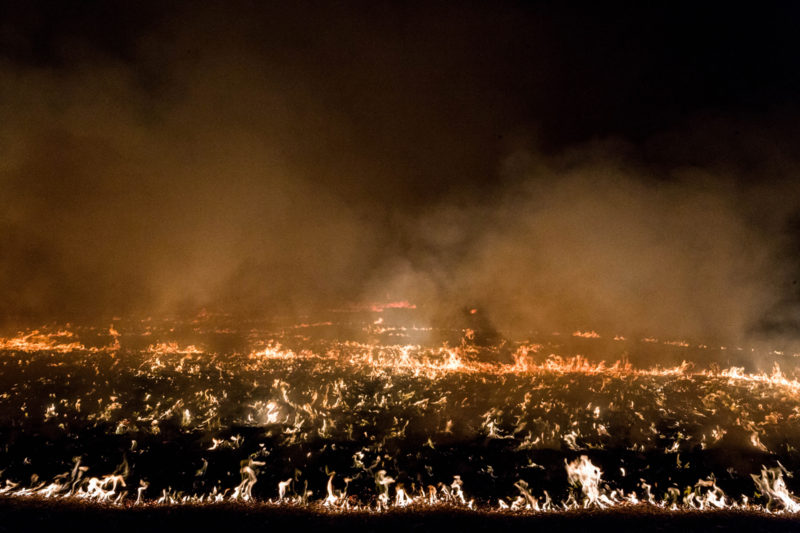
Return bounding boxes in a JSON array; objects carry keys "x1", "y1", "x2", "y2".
[{"x1": 1, "y1": 1, "x2": 799, "y2": 342}]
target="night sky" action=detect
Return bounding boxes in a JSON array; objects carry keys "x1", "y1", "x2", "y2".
[{"x1": 1, "y1": 1, "x2": 799, "y2": 342}]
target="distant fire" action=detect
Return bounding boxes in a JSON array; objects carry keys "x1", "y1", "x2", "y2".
[{"x1": 370, "y1": 301, "x2": 418, "y2": 312}]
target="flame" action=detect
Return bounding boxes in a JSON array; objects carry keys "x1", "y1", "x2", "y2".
[
  {"x1": 145, "y1": 342, "x2": 204, "y2": 355},
  {"x1": 3, "y1": 320, "x2": 800, "y2": 514},
  {"x1": 370, "y1": 301, "x2": 417, "y2": 312},
  {"x1": 0, "y1": 330, "x2": 89, "y2": 353},
  {"x1": 566, "y1": 456, "x2": 610, "y2": 507}
]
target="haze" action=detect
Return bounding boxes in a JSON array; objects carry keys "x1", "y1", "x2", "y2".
[{"x1": 1, "y1": 2, "x2": 798, "y2": 345}]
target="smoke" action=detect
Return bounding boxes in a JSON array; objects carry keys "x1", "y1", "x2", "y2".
[
  {"x1": 0, "y1": 2, "x2": 798, "y2": 345},
  {"x1": 0, "y1": 4, "x2": 384, "y2": 321},
  {"x1": 368, "y1": 141, "x2": 800, "y2": 344}
]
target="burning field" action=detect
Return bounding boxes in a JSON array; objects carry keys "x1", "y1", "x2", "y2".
[
  {"x1": 3, "y1": 306, "x2": 800, "y2": 530},
  {"x1": 3, "y1": 4, "x2": 800, "y2": 531}
]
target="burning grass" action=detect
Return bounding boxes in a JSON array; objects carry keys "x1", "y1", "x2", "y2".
[
  {"x1": 2, "y1": 314, "x2": 800, "y2": 517},
  {"x1": 2, "y1": 497, "x2": 800, "y2": 533}
]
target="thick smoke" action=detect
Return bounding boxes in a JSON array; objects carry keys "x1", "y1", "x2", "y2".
[{"x1": 0, "y1": 2, "x2": 798, "y2": 345}]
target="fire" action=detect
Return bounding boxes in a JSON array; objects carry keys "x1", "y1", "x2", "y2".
[
  {"x1": 566, "y1": 455, "x2": 609, "y2": 507},
  {"x1": 2, "y1": 317, "x2": 800, "y2": 514},
  {"x1": 146, "y1": 342, "x2": 204, "y2": 355},
  {"x1": 0, "y1": 330, "x2": 89, "y2": 353},
  {"x1": 370, "y1": 301, "x2": 417, "y2": 312},
  {"x1": 572, "y1": 330, "x2": 601, "y2": 339}
]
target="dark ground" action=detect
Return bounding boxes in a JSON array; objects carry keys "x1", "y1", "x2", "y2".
[{"x1": 1, "y1": 498, "x2": 799, "y2": 533}]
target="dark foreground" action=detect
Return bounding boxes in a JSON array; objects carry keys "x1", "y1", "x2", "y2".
[{"x1": 1, "y1": 498, "x2": 799, "y2": 533}]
